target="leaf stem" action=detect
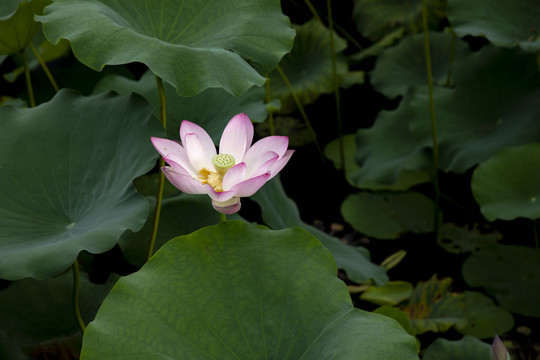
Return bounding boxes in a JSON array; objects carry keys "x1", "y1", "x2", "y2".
[
  {"x1": 147, "y1": 76, "x2": 167, "y2": 261},
  {"x1": 421, "y1": 0, "x2": 441, "y2": 239},
  {"x1": 326, "y1": 0, "x2": 344, "y2": 172},
  {"x1": 275, "y1": 65, "x2": 324, "y2": 162},
  {"x1": 28, "y1": 43, "x2": 59, "y2": 92},
  {"x1": 72, "y1": 259, "x2": 86, "y2": 333},
  {"x1": 21, "y1": 50, "x2": 36, "y2": 107}
]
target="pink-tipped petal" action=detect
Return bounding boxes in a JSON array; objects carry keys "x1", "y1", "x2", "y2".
[
  {"x1": 207, "y1": 188, "x2": 237, "y2": 203},
  {"x1": 268, "y1": 149, "x2": 294, "y2": 179},
  {"x1": 246, "y1": 151, "x2": 279, "y2": 178},
  {"x1": 162, "y1": 166, "x2": 208, "y2": 194},
  {"x1": 222, "y1": 162, "x2": 247, "y2": 191},
  {"x1": 212, "y1": 197, "x2": 241, "y2": 215},
  {"x1": 219, "y1": 113, "x2": 253, "y2": 162},
  {"x1": 151, "y1": 137, "x2": 199, "y2": 177},
  {"x1": 184, "y1": 133, "x2": 214, "y2": 172},
  {"x1": 243, "y1": 136, "x2": 289, "y2": 167},
  {"x1": 180, "y1": 120, "x2": 217, "y2": 160},
  {"x1": 162, "y1": 156, "x2": 199, "y2": 179},
  {"x1": 230, "y1": 172, "x2": 271, "y2": 197}
]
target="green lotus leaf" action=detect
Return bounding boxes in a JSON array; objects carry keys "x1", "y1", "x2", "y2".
[
  {"x1": 325, "y1": 134, "x2": 430, "y2": 190},
  {"x1": 251, "y1": 176, "x2": 389, "y2": 286},
  {"x1": 439, "y1": 223, "x2": 502, "y2": 254},
  {"x1": 94, "y1": 70, "x2": 268, "y2": 143},
  {"x1": 81, "y1": 221, "x2": 418, "y2": 359},
  {"x1": 352, "y1": 0, "x2": 446, "y2": 40},
  {"x1": 457, "y1": 291, "x2": 514, "y2": 339},
  {"x1": 38, "y1": 0, "x2": 295, "y2": 96},
  {"x1": 448, "y1": 0, "x2": 540, "y2": 52},
  {"x1": 407, "y1": 46, "x2": 540, "y2": 173},
  {"x1": 341, "y1": 191, "x2": 436, "y2": 239},
  {"x1": 0, "y1": 271, "x2": 117, "y2": 350},
  {"x1": 353, "y1": 93, "x2": 433, "y2": 185},
  {"x1": 0, "y1": 0, "x2": 51, "y2": 55},
  {"x1": 371, "y1": 31, "x2": 469, "y2": 98},
  {"x1": 462, "y1": 245, "x2": 540, "y2": 317},
  {"x1": 373, "y1": 306, "x2": 416, "y2": 336},
  {"x1": 119, "y1": 194, "x2": 243, "y2": 268},
  {"x1": 0, "y1": 89, "x2": 163, "y2": 280},
  {"x1": 422, "y1": 336, "x2": 491, "y2": 360},
  {"x1": 360, "y1": 281, "x2": 414, "y2": 306},
  {"x1": 268, "y1": 19, "x2": 349, "y2": 113},
  {"x1": 471, "y1": 143, "x2": 540, "y2": 221}
]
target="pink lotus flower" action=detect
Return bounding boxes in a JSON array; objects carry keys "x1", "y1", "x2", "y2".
[{"x1": 151, "y1": 113, "x2": 294, "y2": 215}]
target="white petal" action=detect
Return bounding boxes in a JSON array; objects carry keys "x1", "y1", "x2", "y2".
[
  {"x1": 219, "y1": 113, "x2": 253, "y2": 162},
  {"x1": 222, "y1": 163, "x2": 247, "y2": 191},
  {"x1": 180, "y1": 120, "x2": 217, "y2": 161},
  {"x1": 243, "y1": 136, "x2": 289, "y2": 167},
  {"x1": 184, "y1": 133, "x2": 214, "y2": 171}
]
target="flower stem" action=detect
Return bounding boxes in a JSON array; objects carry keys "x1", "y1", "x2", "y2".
[
  {"x1": 219, "y1": 212, "x2": 226, "y2": 222},
  {"x1": 264, "y1": 76, "x2": 275, "y2": 136},
  {"x1": 72, "y1": 259, "x2": 86, "y2": 333},
  {"x1": 28, "y1": 42, "x2": 59, "y2": 92},
  {"x1": 21, "y1": 50, "x2": 36, "y2": 107},
  {"x1": 421, "y1": 0, "x2": 441, "y2": 240},
  {"x1": 147, "y1": 76, "x2": 167, "y2": 261},
  {"x1": 275, "y1": 65, "x2": 324, "y2": 162}
]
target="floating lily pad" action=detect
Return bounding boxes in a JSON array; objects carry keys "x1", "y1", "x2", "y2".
[
  {"x1": 422, "y1": 336, "x2": 491, "y2": 360},
  {"x1": 268, "y1": 19, "x2": 349, "y2": 113},
  {"x1": 0, "y1": 89, "x2": 163, "y2": 280},
  {"x1": 0, "y1": 0, "x2": 51, "y2": 55},
  {"x1": 251, "y1": 177, "x2": 388, "y2": 285},
  {"x1": 95, "y1": 70, "x2": 268, "y2": 142},
  {"x1": 371, "y1": 31, "x2": 469, "y2": 98},
  {"x1": 39, "y1": 0, "x2": 295, "y2": 96},
  {"x1": 341, "y1": 191, "x2": 436, "y2": 239},
  {"x1": 462, "y1": 244, "x2": 540, "y2": 317},
  {"x1": 448, "y1": 0, "x2": 540, "y2": 52},
  {"x1": 81, "y1": 221, "x2": 418, "y2": 359},
  {"x1": 471, "y1": 143, "x2": 540, "y2": 221}
]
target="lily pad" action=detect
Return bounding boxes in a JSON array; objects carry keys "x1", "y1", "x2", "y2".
[
  {"x1": 448, "y1": 0, "x2": 540, "y2": 52},
  {"x1": 462, "y1": 244, "x2": 540, "y2": 317},
  {"x1": 0, "y1": 0, "x2": 51, "y2": 55},
  {"x1": 81, "y1": 221, "x2": 418, "y2": 359},
  {"x1": 268, "y1": 19, "x2": 349, "y2": 113},
  {"x1": 471, "y1": 143, "x2": 540, "y2": 221},
  {"x1": 94, "y1": 70, "x2": 268, "y2": 143},
  {"x1": 251, "y1": 176, "x2": 389, "y2": 285},
  {"x1": 422, "y1": 336, "x2": 491, "y2": 360},
  {"x1": 38, "y1": 0, "x2": 295, "y2": 96},
  {"x1": 341, "y1": 191, "x2": 436, "y2": 239},
  {"x1": 0, "y1": 89, "x2": 163, "y2": 280}
]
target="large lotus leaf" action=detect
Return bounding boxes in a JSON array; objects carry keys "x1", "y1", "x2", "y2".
[
  {"x1": 325, "y1": 134, "x2": 430, "y2": 190},
  {"x1": 471, "y1": 143, "x2": 540, "y2": 221},
  {"x1": 457, "y1": 291, "x2": 514, "y2": 339},
  {"x1": 0, "y1": 271, "x2": 117, "y2": 350},
  {"x1": 341, "y1": 191, "x2": 436, "y2": 239},
  {"x1": 408, "y1": 46, "x2": 540, "y2": 173},
  {"x1": 371, "y1": 31, "x2": 469, "y2": 98},
  {"x1": 353, "y1": 93, "x2": 433, "y2": 185},
  {"x1": 462, "y1": 245, "x2": 540, "y2": 317},
  {"x1": 94, "y1": 70, "x2": 268, "y2": 143},
  {"x1": 38, "y1": 0, "x2": 295, "y2": 96},
  {"x1": 119, "y1": 194, "x2": 242, "y2": 268},
  {"x1": 352, "y1": 0, "x2": 447, "y2": 40},
  {"x1": 0, "y1": 89, "x2": 163, "y2": 280},
  {"x1": 251, "y1": 176, "x2": 388, "y2": 286},
  {"x1": 0, "y1": 0, "x2": 51, "y2": 55},
  {"x1": 268, "y1": 19, "x2": 349, "y2": 113},
  {"x1": 448, "y1": 0, "x2": 540, "y2": 52},
  {"x1": 422, "y1": 336, "x2": 491, "y2": 360},
  {"x1": 81, "y1": 221, "x2": 418, "y2": 359}
]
